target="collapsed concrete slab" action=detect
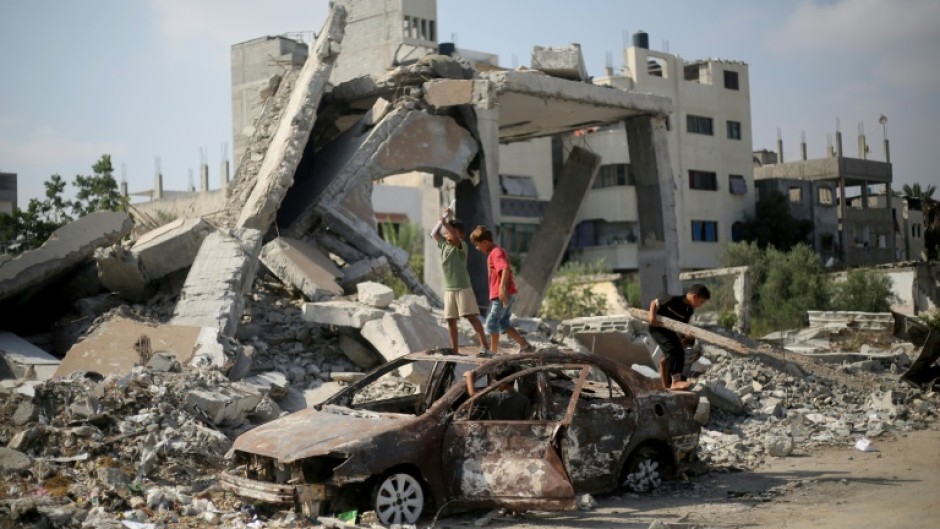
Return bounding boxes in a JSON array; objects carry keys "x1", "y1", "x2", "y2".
[
  {"x1": 171, "y1": 228, "x2": 263, "y2": 338},
  {"x1": 95, "y1": 219, "x2": 213, "y2": 301},
  {"x1": 515, "y1": 146, "x2": 601, "y2": 317},
  {"x1": 260, "y1": 237, "x2": 343, "y2": 301},
  {"x1": 531, "y1": 43, "x2": 589, "y2": 81},
  {"x1": 337, "y1": 334, "x2": 383, "y2": 370},
  {"x1": 0, "y1": 332, "x2": 60, "y2": 381},
  {"x1": 0, "y1": 211, "x2": 133, "y2": 304},
  {"x1": 360, "y1": 308, "x2": 452, "y2": 363},
  {"x1": 54, "y1": 317, "x2": 203, "y2": 378},
  {"x1": 301, "y1": 300, "x2": 385, "y2": 328},
  {"x1": 230, "y1": 4, "x2": 347, "y2": 231}
]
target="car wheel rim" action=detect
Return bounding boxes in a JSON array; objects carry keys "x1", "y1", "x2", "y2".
[
  {"x1": 375, "y1": 473, "x2": 424, "y2": 525},
  {"x1": 623, "y1": 458, "x2": 661, "y2": 492}
]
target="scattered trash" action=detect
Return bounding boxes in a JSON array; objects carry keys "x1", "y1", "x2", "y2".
[{"x1": 854, "y1": 437, "x2": 877, "y2": 452}]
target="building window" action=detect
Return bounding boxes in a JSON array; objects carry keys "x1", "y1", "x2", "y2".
[
  {"x1": 689, "y1": 170, "x2": 718, "y2": 191},
  {"x1": 818, "y1": 186, "x2": 834, "y2": 205},
  {"x1": 593, "y1": 164, "x2": 634, "y2": 188},
  {"x1": 789, "y1": 186, "x2": 803, "y2": 203},
  {"x1": 501, "y1": 223, "x2": 538, "y2": 254},
  {"x1": 420, "y1": 19, "x2": 428, "y2": 40},
  {"x1": 402, "y1": 18, "x2": 411, "y2": 39},
  {"x1": 500, "y1": 175, "x2": 539, "y2": 198},
  {"x1": 724, "y1": 70, "x2": 739, "y2": 90},
  {"x1": 728, "y1": 174, "x2": 747, "y2": 195},
  {"x1": 691, "y1": 220, "x2": 718, "y2": 242},
  {"x1": 647, "y1": 57, "x2": 667, "y2": 78},
  {"x1": 687, "y1": 115, "x2": 714, "y2": 135},
  {"x1": 429, "y1": 20, "x2": 436, "y2": 41},
  {"x1": 726, "y1": 120, "x2": 742, "y2": 140}
]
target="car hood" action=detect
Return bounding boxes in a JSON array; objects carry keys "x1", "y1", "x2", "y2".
[{"x1": 231, "y1": 406, "x2": 417, "y2": 463}]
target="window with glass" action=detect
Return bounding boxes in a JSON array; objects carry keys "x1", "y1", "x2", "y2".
[
  {"x1": 501, "y1": 223, "x2": 538, "y2": 254},
  {"x1": 687, "y1": 115, "x2": 714, "y2": 135},
  {"x1": 728, "y1": 174, "x2": 747, "y2": 195},
  {"x1": 727, "y1": 120, "x2": 742, "y2": 140},
  {"x1": 724, "y1": 70, "x2": 739, "y2": 90},
  {"x1": 789, "y1": 186, "x2": 803, "y2": 203},
  {"x1": 691, "y1": 220, "x2": 718, "y2": 242},
  {"x1": 593, "y1": 164, "x2": 634, "y2": 188},
  {"x1": 818, "y1": 186, "x2": 834, "y2": 205}
]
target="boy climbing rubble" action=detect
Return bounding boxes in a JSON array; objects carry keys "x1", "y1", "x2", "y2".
[
  {"x1": 430, "y1": 206, "x2": 490, "y2": 356},
  {"x1": 648, "y1": 283, "x2": 710, "y2": 389}
]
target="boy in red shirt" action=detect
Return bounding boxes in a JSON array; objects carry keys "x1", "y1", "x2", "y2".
[{"x1": 469, "y1": 225, "x2": 534, "y2": 354}]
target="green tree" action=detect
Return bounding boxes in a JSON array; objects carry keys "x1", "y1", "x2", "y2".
[
  {"x1": 72, "y1": 154, "x2": 124, "y2": 217},
  {"x1": 540, "y1": 260, "x2": 610, "y2": 321},
  {"x1": 830, "y1": 268, "x2": 897, "y2": 312},
  {"x1": 901, "y1": 182, "x2": 939, "y2": 259},
  {"x1": 739, "y1": 190, "x2": 814, "y2": 251},
  {"x1": 379, "y1": 222, "x2": 424, "y2": 297}
]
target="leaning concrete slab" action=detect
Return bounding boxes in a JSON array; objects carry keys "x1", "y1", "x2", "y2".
[
  {"x1": 626, "y1": 115, "x2": 680, "y2": 305},
  {"x1": 170, "y1": 228, "x2": 263, "y2": 338},
  {"x1": 0, "y1": 211, "x2": 133, "y2": 303},
  {"x1": 260, "y1": 237, "x2": 343, "y2": 301},
  {"x1": 133, "y1": 218, "x2": 214, "y2": 279},
  {"x1": 0, "y1": 332, "x2": 59, "y2": 381},
  {"x1": 54, "y1": 317, "x2": 203, "y2": 378},
  {"x1": 531, "y1": 43, "x2": 589, "y2": 81},
  {"x1": 360, "y1": 309, "x2": 452, "y2": 363},
  {"x1": 515, "y1": 146, "x2": 601, "y2": 317},
  {"x1": 231, "y1": 4, "x2": 347, "y2": 231}
]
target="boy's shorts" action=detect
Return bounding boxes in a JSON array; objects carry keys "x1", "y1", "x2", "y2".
[
  {"x1": 444, "y1": 287, "x2": 479, "y2": 319},
  {"x1": 656, "y1": 334, "x2": 686, "y2": 378},
  {"x1": 485, "y1": 295, "x2": 515, "y2": 334}
]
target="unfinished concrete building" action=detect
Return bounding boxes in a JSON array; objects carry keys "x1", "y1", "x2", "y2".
[
  {"x1": 754, "y1": 128, "x2": 895, "y2": 267},
  {"x1": 0, "y1": 172, "x2": 16, "y2": 216}
]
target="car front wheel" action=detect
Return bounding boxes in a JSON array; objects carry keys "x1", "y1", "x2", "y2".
[{"x1": 373, "y1": 472, "x2": 425, "y2": 525}]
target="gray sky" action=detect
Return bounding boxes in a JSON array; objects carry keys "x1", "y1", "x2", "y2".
[{"x1": 1, "y1": 0, "x2": 937, "y2": 207}]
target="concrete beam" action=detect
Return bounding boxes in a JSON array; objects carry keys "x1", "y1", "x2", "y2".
[
  {"x1": 515, "y1": 146, "x2": 601, "y2": 317},
  {"x1": 625, "y1": 115, "x2": 680, "y2": 305},
  {"x1": 280, "y1": 106, "x2": 479, "y2": 238},
  {"x1": 530, "y1": 44, "x2": 589, "y2": 81},
  {"x1": 0, "y1": 211, "x2": 133, "y2": 304},
  {"x1": 54, "y1": 317, "x2": 204, "y2": 378},
  {"x1": 171, "y1": 228, "x2": 263, "y2": 338},
  {"x1": 0, "y1": 332, "x2": 59, "y2": 381},
  {"x1": 230, "y1": 4, "x2": 347, "y2": 231},
  {"x1": 260, "y1": 237, "x2": 343, "y2": 301}
]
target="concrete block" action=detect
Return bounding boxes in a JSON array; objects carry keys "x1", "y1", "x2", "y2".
[
  {"x1": 701, "y1": 381, "x2": 745, "y2": 415},
  {"x1": 12, "y1": 400, "x2": 39, "y2": 426},
  {"x1": 55, "y1": 317, "x2": 203, "y2": 378},
  {"x1": 228, "y1": 345, "x2": 256, "y2": 381},
  {"x1": 146, "y1": 351, "x2": 181, "y2": 372},
  {"x1": 764, "y1": 436, "x2": 794, "y2": 457},
  {"x1": 95, "y1": 245, "x2": 148, "y2": 300},
  {"x1": 184, "y1": 385, "x2": 263, "y2": 426},
  {"x1": 302, "y1": 300, "x2": 385, "y2": 328},
  {"x1": 0, "y1": 332, "x2": 60, "y2": 381},
  {"x1": 0, "y1": 211, "x2": 133, "y2": 303},
  {"x1": 0, "y1": 446, "x2": 31, "y2": 475},
  {"x1": 338, "y1": 334, "x2": 383, "y2": 370},
  {"x1": 357, "y1": 281, "x2": 394, "y2": 308},
  {"x1": 260, "y1": 237, "x2": 343, "y2": 301},
  {"x1": 304, "y1": 381, "x2": 343, "y2": 407},
  {"x1": 360, "y1": 310, "x2": 451, "y2": 364},
  {"x1": 190, "y1": 327, "x2": 227, "y2": 370},
  {"x1": 171, "y1": 228, "x2": 263, "y2": 338},
  {"x1": 531, "y1": 44, "x2": 589, "y2": 81},
  {"x1": 243, "y1": 371, "x2": 289, "y2": 399},
  {"x1": 132, "y1": 218, "x2": 214, "y2": 279}
]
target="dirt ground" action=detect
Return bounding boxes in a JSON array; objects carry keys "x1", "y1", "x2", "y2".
[{"x1": 441, "y1": 426, "x2": 940, "y2": 529}]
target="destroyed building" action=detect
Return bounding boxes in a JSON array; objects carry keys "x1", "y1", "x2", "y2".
[{"x1": 1, "y1": 1, "x2": 939, "y2": 528}]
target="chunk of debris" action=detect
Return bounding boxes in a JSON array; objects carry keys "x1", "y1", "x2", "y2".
[
  {"x1": 0, "y1": 331, "x2": 60, "y2": 381},
  {"x1": 531, "y1": 43, "x2": 589, "y2": 81},
  {"x1": 302, "y1": 300, "x2": 385, "y2": 328},
  {"x1": 184, "y1": 384, "x2": 263, "y2": 426},
  {"x1": 259, "y1": 237, "x2": 343, "y2": 300},
  {"x1": 360, "y1": 310, "x2": 453, "y2": 364},
  {"x1": 356, "y1": 281, "x2": 394, "y2": 308}
]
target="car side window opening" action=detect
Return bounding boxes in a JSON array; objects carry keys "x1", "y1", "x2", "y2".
[{"x1": 456, "y1": 365, "x2": 555, "y2": 422}]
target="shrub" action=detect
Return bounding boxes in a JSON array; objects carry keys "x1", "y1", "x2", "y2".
[
  {"x1": 830, "y1": 268, "x2": 897, "y2": 313},
  {"x1": 540, "y1": 260, "x2": 610, "y2": 321}
]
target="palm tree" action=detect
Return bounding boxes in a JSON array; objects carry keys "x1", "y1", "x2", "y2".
[
  {"x1": 902, "y1": 183, "x2": 939, "y2": 258},
  {"x1": 901, "y1": 183, "x2": 936, "y2": 201}
]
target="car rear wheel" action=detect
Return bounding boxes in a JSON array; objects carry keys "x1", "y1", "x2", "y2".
[
  {"x1": 373, "y1": 472, "x2": 425, "y2": 525},
  {"x1": 621, "y1": 446, "x2": 664, "y2": 492}
]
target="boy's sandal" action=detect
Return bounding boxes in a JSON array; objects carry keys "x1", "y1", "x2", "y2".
[{"x1": 519, "y1": 344, "x2": 535, "y2": 353}]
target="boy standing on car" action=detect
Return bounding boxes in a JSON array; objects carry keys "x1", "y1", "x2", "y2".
[
  {"x1": 469, "y1": 225, "x2": 534, "y2": 355},
  {"x1": 431, "y1": 207, "x2": 490, "y2": 356},
  {"x1": 648, "y1": 284, "x2": 710, "y2": 389}
]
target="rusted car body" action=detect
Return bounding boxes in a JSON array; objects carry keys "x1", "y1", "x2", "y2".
[{"x1": 221, "y1": 350, "x2": 704, "y2": 523}]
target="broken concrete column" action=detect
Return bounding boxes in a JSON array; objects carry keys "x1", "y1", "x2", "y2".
[
  {"x1": 170, "y1": 228, "x2": 263, "y2": 338},
  {"x1": 229, "y1": 4, "x2": 346, "y2": 231},
  {"x1": 0, "y1": 211, "x2": 133, "y2": 303},
  {"x1": 0, "y1": 332, "x2": 60, "y2": 381},
  {"x1": 531, "y1": 43, "x2": 589, "y2": 81},
  {"x1": 625, "y1": 115, "x2": 681, "y2": 304},
  {"x1": 260, "y1": 237, "x2": 343, "y2": 301},
  {"x1": 515, "y1": 146, "x2": 601, "y2": 317},
  {"x1": 357, "y1": 281, "x2": 394, "y2": 308}
]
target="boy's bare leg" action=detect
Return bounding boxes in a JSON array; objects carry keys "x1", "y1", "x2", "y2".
[
  {"x1": 465, "y1": 316, "x2": 488, "y2": 349},
  {"x1": 489, "y1": 333, "x2": 500, "y2": 354},
  {"x1": 447, "y1": 319, "x2": 460, "y2": 352},
  {"x1": 659, "y1": 358, "x2": 671, "y2": 389},
  {"x1": 505, "y1": 327, "x2": 530, "y2": 349}
]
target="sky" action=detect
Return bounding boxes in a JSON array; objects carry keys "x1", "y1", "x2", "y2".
[{"x1": 1, "y1": 0, "x2": 938, "y2": 208}]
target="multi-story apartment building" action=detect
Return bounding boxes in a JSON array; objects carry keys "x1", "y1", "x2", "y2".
[{"x1": 0, "y1": 172, "x2": 16, "y2": 216}]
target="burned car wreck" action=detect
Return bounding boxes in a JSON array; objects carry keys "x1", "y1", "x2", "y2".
[{"x1": 221, "y1": 350, "x2": 706, "y2": 524}]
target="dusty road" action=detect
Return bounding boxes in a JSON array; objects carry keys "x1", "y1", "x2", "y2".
[{"x1": 439, "y1": 426, "x2": 940, "y2": 529}]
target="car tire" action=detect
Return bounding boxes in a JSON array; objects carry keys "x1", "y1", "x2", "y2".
[
  {"x1": 372, "y1": 471, "x2": 426, "y2": 525},
  {"x1": 621, "y1": 445, "x2": 664, "y2": 492}
]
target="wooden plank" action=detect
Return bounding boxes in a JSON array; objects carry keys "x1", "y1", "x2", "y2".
[{"x1": 627, "y1": 307, "x2": 751, "y2": 355}]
